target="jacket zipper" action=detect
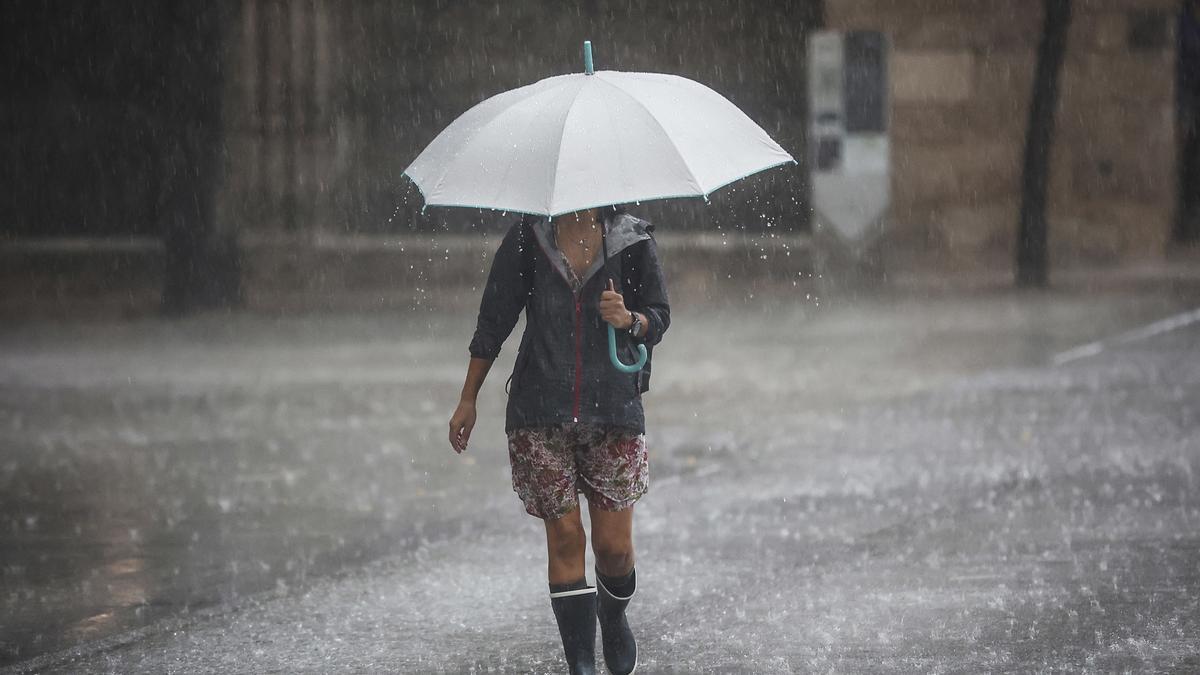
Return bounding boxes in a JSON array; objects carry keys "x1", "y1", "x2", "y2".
[
  {"x1": 573, "y1": 294, "x2": 583, "y2": 422},
  {"x1": 536, "y1": 224, "x2": 594, "y2": 425}
]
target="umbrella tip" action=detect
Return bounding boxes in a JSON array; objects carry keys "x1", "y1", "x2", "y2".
[{"x1": 583, "y1": 41, "x2": 594, "y2": 75}]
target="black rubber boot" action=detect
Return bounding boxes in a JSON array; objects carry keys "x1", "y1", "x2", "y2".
[
  {"x1": 550, "y1": 586, "x2": 598, "y2": 675},
  {"x1": 596, "y1": 568, "x2": 637, "y2": 675}
]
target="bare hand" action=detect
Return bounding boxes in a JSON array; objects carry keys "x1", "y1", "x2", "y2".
[
  {"x1": 599, "y1": 279, "x2": 633, "y2": 329},
  {"x1": 448, "y1": 400, "x2": 477, "y2": 454}
]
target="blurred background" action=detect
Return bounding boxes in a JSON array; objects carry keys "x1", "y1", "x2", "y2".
[
  {"x1": 2, "y1": 1, "x2": 1199, "y2": 672},
  {"x1": 1, "y1": 0, "x2": 1194, "y2": 317}
]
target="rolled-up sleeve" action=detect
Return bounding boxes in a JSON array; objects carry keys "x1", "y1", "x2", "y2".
[
  {"x1": 624, "y1": 237, "x2": 670, "y2": 347},
  {"x1": 468, "y1": 221, "x2": 531, "y2": 360}
]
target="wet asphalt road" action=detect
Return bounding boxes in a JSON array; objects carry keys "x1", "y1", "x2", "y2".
[{"x1": 2, "y1": 286, "x2": 1199, "y2": 673}]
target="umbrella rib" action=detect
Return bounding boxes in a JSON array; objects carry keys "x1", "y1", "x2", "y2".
[
  {"x1": 486, "y1": 88, "x2": 567, "y2": 213},
  {"x1": 593, "y1": 75, "x2": 704, "y2": 195},
  {"x1": 422, "y1": 99, "x2": 515, "y2": 198},
  {"x1": 426, "y1": 81, "x2": 568, "y2": 202},
  {"x1": 546, "y1": 78, "x2": 589, "y2": 216}
]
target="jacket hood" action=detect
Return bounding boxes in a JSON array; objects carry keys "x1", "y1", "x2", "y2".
[{"x1": 529, "y1": 212, "x2": 653, "y2": 288}]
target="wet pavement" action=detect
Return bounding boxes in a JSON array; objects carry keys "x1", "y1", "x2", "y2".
[{"x1": 2, "y1": 285, "x2": 1199, "y2": 673}]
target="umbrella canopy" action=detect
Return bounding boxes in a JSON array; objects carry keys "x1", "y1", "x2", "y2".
[{"x1": 404, "y1": 61, "x2": 794, "y2": 217}]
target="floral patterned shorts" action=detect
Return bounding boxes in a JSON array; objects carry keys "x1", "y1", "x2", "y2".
[{"x1": 507, "y1": 424, "x2": 649, "y2": 520}]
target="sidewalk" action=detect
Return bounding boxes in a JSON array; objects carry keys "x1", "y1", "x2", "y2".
[
  {"x1": 0, "y1": 231, "x2": 815, "y2": 319},
  {"x1": 4, "y1": 231, "x2": 1197, "y2": 320}
]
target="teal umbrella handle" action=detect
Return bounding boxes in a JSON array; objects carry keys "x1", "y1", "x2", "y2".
[{"x1": 607, "y1": 324, "x2": 647, "y2": 373}]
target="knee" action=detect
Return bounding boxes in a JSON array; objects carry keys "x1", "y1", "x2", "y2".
[
  {"x1": 546, "y1": 519, "x2": 586, "y2": 562},
  {"x1": 592, "y1": 535, "x2": 633, "y2": 574}
]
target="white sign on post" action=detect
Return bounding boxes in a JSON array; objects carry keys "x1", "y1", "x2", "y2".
[{"x1": 808, "y1": 30, "x2": 890, "y2": 245}]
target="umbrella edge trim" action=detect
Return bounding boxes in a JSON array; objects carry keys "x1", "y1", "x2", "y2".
[{"x1": 404, "y1": 157, "x2": 796, "y2": 219}]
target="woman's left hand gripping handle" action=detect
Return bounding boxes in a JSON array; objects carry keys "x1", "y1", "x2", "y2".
[
  {"x1": 449, "y1": 400, "x2": 477, "y2": 454},
  {"x1": 600, "y1": 279, "x2": 633, "y2": 329}
]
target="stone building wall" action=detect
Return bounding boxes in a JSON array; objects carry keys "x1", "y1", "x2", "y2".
[
  {"x1": 825, "y1": 0, "x2": 1179, "y2": 269},
  {"x1": 217, "y1": 0, "x2": 820, "y2": 237},
  {"x1": 219, "y1": 0, "x2": 338, "y2": 236}
]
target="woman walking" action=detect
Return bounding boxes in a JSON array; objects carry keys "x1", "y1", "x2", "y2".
[{"x1": 448, "y1": 205, "x2": 669, "y2": 674}]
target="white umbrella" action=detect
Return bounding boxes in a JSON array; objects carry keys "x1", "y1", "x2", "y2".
[
  {"x1": 407, "y1": 42, "x2": 793, "y2": 373},
  {"x1": 404, "y1": 42, "x2": 794, "y2": 217}
]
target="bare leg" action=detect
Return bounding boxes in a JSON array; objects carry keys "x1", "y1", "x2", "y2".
[
  {"x1": 544, "y1": 507, "x2": 587, "y2": 585},
  {"x1": 590, "y1": 504, "x2": 638, "y2": 674},
  {"x1": 545, "y1": 507, "x2": 597, "y2": 673},
  {"x1": 588, "y1": 504, "x2": 634, "y2": 577}
]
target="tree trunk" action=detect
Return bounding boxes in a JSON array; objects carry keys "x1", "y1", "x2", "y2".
[
  {"x1": 1016, "y1": 0, "x2": 1072, "y2": 288},
  {"x1": 1179, "y1": 4, "x2": 1200, "y2": 244}
]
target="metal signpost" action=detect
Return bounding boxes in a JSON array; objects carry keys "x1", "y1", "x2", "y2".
[{"x1": 808, "y1": 31, "x2": 890, "y2": 263}]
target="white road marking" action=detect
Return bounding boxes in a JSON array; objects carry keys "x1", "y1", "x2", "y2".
[{"x1": 1052, "y1": 306, "x2": 1200, "y2": 365}]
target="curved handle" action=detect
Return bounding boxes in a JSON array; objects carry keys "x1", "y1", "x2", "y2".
[{"x1": 607, "y1": 324, "x2": 647, "y2": 373}]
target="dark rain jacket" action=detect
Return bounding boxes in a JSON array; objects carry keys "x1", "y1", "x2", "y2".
[{"x1": 468, "y1": 212, "x2": 670, "y2": 434}]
